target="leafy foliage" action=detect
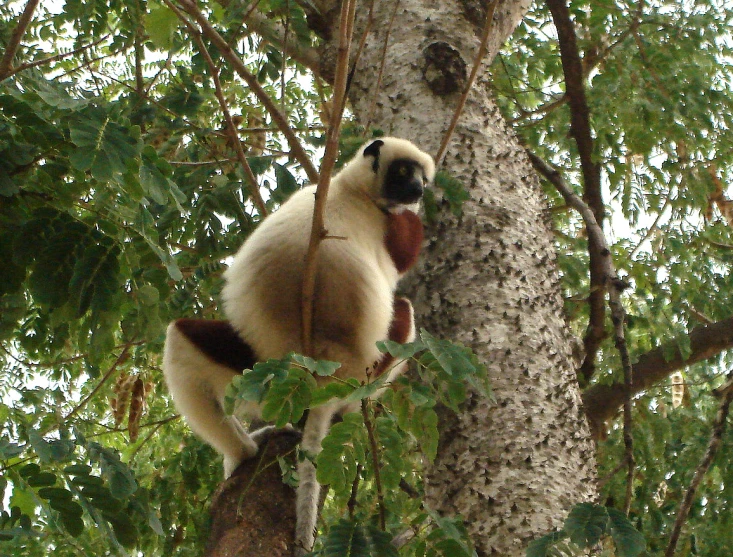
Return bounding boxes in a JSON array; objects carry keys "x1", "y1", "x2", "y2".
[
  {"x1": 528, "y1": 503, "x2": 646, "y2": 557},
  {"x1": 224, "y1": 332, "x2": 488, "y2": 554}
]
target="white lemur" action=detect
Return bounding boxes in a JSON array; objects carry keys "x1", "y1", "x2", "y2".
[{"x1": 163, "y1": 137, "x2": 435, "y2": 555}]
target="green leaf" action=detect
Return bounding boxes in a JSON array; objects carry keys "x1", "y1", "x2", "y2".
[
  {"x1": 606, "y1": 508, "x2": 646, "y2": 557},
  {"x1": 563, "y1": 503, "x2": 608, "y2": 548},
  {"x1": 69, "y1": 108, "x2": 141, "y2": 182},
  {"x1": 105, "y1": 511, "x2": 139, "y2": 548},
  {"x1": 321, "y1": 518, "x2": 399, "y2": 557},
  {"x1": 272, "y1": 163, "x2": 299, "y2": 203},
  {"x1": 261, "y1": 368, "x2": 315, "y2": 427},
  {"x1": 145, "y1": 3, "x2": 179, "y2": 50},
  {"x1": 526, "y1": 531, "x2": 569, "y2": 557},
  {"x1": 376, "y1": 339, "x2": 423, "y2": 359},
  {"x1": 420, "y1": 330, "x2": 477, "y2": 378},
  {"x1": 317, "y1": 413, "x2": 365, "y2": 495},
  {"x1": 225, "y1": 357, "x2": 291, "y2": 411},
  {"x1": 26, "y1": 472, "x2": 58, "y2": 487},
  {"x1": 411, "y1": 406, "x2": 438, "y2": 462},
  {"x1": 291, "y1": 353, "x2": 341, "y2": 376},
  {"x1": 433, "y1": 171, "x2": 470, "y2": 216},
  {"x1": 311, "y1": 380, "x2": 358, "y2": 406},
  {"x1": 88, "y1": 443, "x2": 137, "y2": 499}
]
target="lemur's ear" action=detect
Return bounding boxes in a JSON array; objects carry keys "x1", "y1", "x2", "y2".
[{"x1": 363, "y1": 139, "x2": 385, "y2": 172}]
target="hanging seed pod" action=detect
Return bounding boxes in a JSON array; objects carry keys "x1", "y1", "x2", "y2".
[{"x1": 128, "y1": 377, "x2": 145, "y2": 442}]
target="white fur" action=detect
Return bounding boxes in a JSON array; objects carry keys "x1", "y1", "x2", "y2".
[{"x1": 163, "y1": 137, "x2": 433, "y2": 555}]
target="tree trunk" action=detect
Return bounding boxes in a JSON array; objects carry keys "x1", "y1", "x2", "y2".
[{"x1": 323, "y1": 0, "x2": 598, "y2": 554}]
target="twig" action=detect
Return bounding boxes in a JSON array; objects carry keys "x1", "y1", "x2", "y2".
[
  {"x1": 216, "y1": 0, "x2": 322, "y2": 76},
  {"x1": 363, "y1": 0, "x2": 401, "y2": 135},
  {"x1": 0, "y1": 0, "x2": 41, "y2": 80},
  {"x1": 175, "y1": 0, "x2": 319, "y2": 183},
  {"x1": 347, "y1": 463, "x2": 363, "y2": 520},
  {"x1": 62, "y1": 344, "x2": 133, "y2": 426},
  {"x1": 528, "y1": 152, "x2": 635, "y2": 513},
  {"x1": 434, "y1": 0, "x2": 500, "y2": 166},
  {"x1": 3, "y1": 35, "x2": 109, "y2": 79},
  {"x1": 300, "y1": 0, "x2": 355, "y2": 355},
  {"x1": 362, "y1": 400, "x2": 386, "y2": 530},
  {"x1": 629, "y1": 191, "x2": 671, "y2": 258},
  {"x1": 0, "y1": 340, "x2": 144, "y2": 369},
  {"x1": 168, "y1": 1, "x2": 268, "y2": 216},
  {"x1": 346, "y1": 0, "x2": 376, "y2": 96},
  {"x1": 664, "y1": 374, "x2": 733, "y2": 557}
]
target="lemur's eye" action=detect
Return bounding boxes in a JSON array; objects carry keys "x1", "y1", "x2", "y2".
[{"x1": 399, "y1": 166, "x2": 408, "y2": 176}]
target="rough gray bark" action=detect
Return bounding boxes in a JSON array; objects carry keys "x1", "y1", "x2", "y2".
[{"x1": 314, "y1": 0, "x2": 599, "y2": 554}]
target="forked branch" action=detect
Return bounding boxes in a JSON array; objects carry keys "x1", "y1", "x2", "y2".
[
  {"x1": 175, "y1": 0, "x2": 319, "y2": 183},
  {"x1": 0, "y1": 0, "x2": 41, "y2": 80},
  {"x1": 165, "y1": 0, "x2": 268, "y2": 216}
]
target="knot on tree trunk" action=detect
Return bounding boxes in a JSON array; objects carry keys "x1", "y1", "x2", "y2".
[{"x1": 422, "y1": 42, "x2": 467, "y2": 96}]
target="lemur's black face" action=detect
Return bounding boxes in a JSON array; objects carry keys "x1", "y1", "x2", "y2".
[
  {"x1": 363, "y1": 138, "x2": 428, "y2": 205},
  {"x1": 382, "y1": 158, "x2": 426, "y2": 204}
]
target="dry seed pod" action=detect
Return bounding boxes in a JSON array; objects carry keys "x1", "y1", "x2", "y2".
[
  {"x1": 127, "y1": 377, "x2": 145, "y2": 442},
  {"x1": 671, "y1": 372, "x2": 685, "y2": 409},
  {"x1": 112, "y1": 372, "x2": 135, "y2": 427}
]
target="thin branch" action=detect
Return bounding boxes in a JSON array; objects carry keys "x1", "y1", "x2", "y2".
[
  {"x1": 346, "y1": 0, "x2": 376, "y2": 96},
  {"x1": 362, "y1": 0, "x2": 400, "y2": 135},
  {"x1": 214, "y1": 0, "x2": 322, "y2": 76},
  {"x1": 0, "y1": 341, "x2": 145, "y2": 369},
  {"x1": 3, "y1": 35, "x2": 109, "y2": 79},
  {"x1": 0, "y1": 0, "x2": 41, "y2": 80},
  {"x1": 508, "y1": 93, "x2": 567, "y2": 124},
  {"x1": 528, "y1": 152, "x2": 634, "y2": 513},
  {"x1": 168, "y1": 0, "x2": 268, "y2": 216},
  {"x1": 347, "y1": 463, "x2": 362, "y2": 520},
  {"x1": 629, "y1": 191, "x2": 671, "y2": 258},
  {"x1": 546, "y1": 0, "x2": 607, "y2": 383},
  {"x1": 362, "y1": 400, "x2": 386, "y2": 530},
  {"x1": 664, "y1": 374, "x2": 733, "y2": 557},
  {"x1": 62, "y1": 344, "x2": 133, "y2": 426},
  {"x1": 175, "y1": 0, "x2": 319, "y2": 183},
  {"x1": 434, "y1": 0, "x2": 500, "y2": 166},
  {"x1": 300, "y1": 0, "x2": 355, "y2": 355}
]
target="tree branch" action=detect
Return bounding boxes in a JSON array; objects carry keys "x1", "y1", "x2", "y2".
[
  {"x1": 62, "y1": 344, "x2": 133, "y2": 426},
  {"x1": 434, "y1": 0, "x2": 500, "y2": 166},
  {"x1": 3, "y1": 35, "x2": 109, "y2": 80},
  {"x1": 546, "y1": 0, "x2": 607, "y2": 383},
  {"x1": 664, "y1": 374, "x2": 733, "y2": 557},
  {"x1": 0, "y1": 0, "x2": 40, "y2": 80},
  {"x1": 214, "y1": 0, "x2": 322, "y2": 77},
  {"x1": 166, "y1": 0, "x2": 268, "y2": 216},
  {"x1": 583, "y1": 315, "x2": 733, "y2": 435},
  {"x1": 300, "y1": 0, "x2": 355, "y2": 355},
  {"x1": 175, "y1": 0, "x2": 319, "y2": 183}
]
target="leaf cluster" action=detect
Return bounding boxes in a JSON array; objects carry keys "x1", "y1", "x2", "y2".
[{"x1": 224, "y1": 330, "x2": 490, "y2": 555}]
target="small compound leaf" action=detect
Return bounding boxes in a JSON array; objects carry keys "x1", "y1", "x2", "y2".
[
  {"x1": 607, "y1": 507, "x2": 646, "y2": 557},
  {"x1": 563, "y1": 503, "x2": 608, "y2": 548},
  {"x1": 526, "y1": 531, "x2": 570, "y2": 557}
]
